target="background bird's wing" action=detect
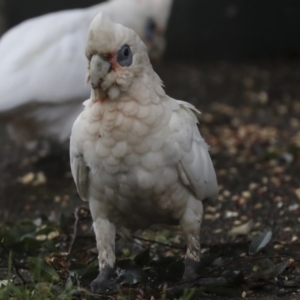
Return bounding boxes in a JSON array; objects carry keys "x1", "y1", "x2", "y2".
[
  {"x1": 0, "y1": 8, "x2": 95, "y2": 112},
  {"x1": 70, "y1": 114, "x2": 89, "y2": 201},
  {"x1": 170, "y1": 99, "x2": 218, "y2": 201}
]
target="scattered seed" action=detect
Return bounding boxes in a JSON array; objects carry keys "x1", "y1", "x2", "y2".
[
  {"x1": 240, "y1": 215, "x2": 248, "y2": 221},
  {"x1": 54, "y1": 196, "x2": 61, "y2": 203},
  {"x1": 249, "y1": 183, "x2": 258, "y2": 190},
  {"x1": 21, "y1": 172, "x2": 35, "y2": 185},
  {"x1": 291, "y1": 236, "x2": 298, "y2": 242},
  {"x1": 254, "y1": 203, "x2": 263, "y2": 209},
  {"x1": 47, "y1": 231, "x2": 60, "y2": 240},
  {"x1": 36, "y1": 234, "x2": 47, "y2": 241},
  {"x1": 228, "y1": 220, "x2": 253, "y2": 236},
  {"x1": 223, "y1": 190, "x2": 231, "y2": 197},
  {"x1": 206, "y1": 206, "x2": 218, "y2": 213},
  {"x1": 274, "y1": 244, "x2": 284, "y2": 250},
  {"x1": 204, "y1": 214, "x2": 215, "y2": 220},
  {"x1": 233, "y1": 220, "x2": 242, "y2": 225},
  {"x1": 225, "y1": 211, "x2": 239, "y2": 218},
  {"x1": 242, "y1": 191, "x2": 251, "y2": 199},
  {"x1": 32, "y1": 171, "x2": 47, "y2": 186}
]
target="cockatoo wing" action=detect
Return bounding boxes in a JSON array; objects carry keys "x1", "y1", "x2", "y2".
[
  {"x1": 70, "y1": 114, "x2": 89, "y2": 201},
  {"x1": 171, "y1": 100, "x2": 218, "y2": 201}
]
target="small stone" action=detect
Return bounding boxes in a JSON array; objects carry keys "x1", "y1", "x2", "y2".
[
  {"x1": 288, "y1": 204, "x2": 299, "y2": 211},
  {"x1": 284, "y1": 227, "x2": 292, "y2": 232},
  {"x1": 277, "y1": 202, "x2": 283, "y2": 209},
  {"x1": 242, "y1": 291, "x2": 247, "y2": 298},
  {"x1": 214, "y1": 228, "x2": 223, "y2": 234}
]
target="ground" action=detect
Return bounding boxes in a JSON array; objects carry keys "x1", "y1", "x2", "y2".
[{"x1": 0, "y1": 60, "x2": 299, "y2": 299}]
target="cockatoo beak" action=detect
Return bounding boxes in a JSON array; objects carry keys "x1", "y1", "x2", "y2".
[{"x1": 89, "y1": 54, "x2": 111, "y2": 89}]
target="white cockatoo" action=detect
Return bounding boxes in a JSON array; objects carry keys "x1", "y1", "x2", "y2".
[
  {"x1": 70, "y1": 14, "x2": 218, "y2": 293},
  {"x1": 0, "y1": 0, "x2": 173, "y2": 144}
]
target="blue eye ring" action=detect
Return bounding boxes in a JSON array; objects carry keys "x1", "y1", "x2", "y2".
[
  {"x1": 145, "y1": 18, "x2": 156, "y2": 41},
  {"x1": 117, "y1": 45, "x2": 133, "y2": 67}
]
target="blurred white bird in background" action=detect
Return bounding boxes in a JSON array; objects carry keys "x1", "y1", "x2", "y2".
[
  {"x1": 70, "y1": 13, "x2": 218, "y2": 293},
  {"x1": 0, "y1": 0, "x2": 173, "y2": 145},
  {"x1": 0, "y1": 0, "x2": 5, "y2": 36}
]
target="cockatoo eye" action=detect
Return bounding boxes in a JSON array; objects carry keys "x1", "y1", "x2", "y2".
[
  {"x1": 145, "y1": 18, "x2": 156, "y2": 41},
  {"x1": 117, "y1": 45, "x2": 133, "y2": 67}
]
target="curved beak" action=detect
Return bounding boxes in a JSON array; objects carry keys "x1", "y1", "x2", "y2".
[{"x1": 89, "y1": 54, "x2": 111, "y2": 89}]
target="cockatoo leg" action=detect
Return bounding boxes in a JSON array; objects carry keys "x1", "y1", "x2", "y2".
[
  {"x1": 89, "y1": 199, "x2": 116, "y2": 293},
  {"x1": 180, "y1": 196, "x2": 203, "y2": 279}
]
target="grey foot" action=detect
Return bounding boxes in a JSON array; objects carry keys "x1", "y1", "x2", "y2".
[
  {"x1": 90, "y1": 266, "x2": 116, "y2": 294},
  {"x1": 169, "y1": 259, "x2": 200, "y2": 296},
  {"x1": 182, "y1": 258, "x2": 200, "y2": 280}
]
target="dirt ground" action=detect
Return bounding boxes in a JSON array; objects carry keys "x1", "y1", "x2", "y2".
[{"x1": 0, "y1": 59, "x2": 300, "y2": 299}]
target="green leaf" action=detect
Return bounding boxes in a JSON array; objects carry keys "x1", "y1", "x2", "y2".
[
  {"x1": 251, "y1": 260, "x2": 289, "y2": 280},
  {"x1": 28, "y1": 257, "x2": 60, "y2": 282},
  {"x1": 249, "y1": 228, "x2": 272, "y2": 255}
]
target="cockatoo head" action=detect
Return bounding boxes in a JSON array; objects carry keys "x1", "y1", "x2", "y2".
[
  {"x1": 107, "y1": 0, "x2": 173, "y2": 61},
  {"x1": 86, "y1": 13, "x2": 150, "y2": 101}
]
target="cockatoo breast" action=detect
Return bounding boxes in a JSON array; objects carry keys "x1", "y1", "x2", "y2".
[{"x1": 78, "y1": 90, "x2": 189, "y2": 229}]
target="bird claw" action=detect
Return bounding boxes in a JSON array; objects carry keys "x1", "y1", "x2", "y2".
[
  {"x1": 90, "y1": 265, "x2": 116, "y2": 294},
  {"x1": 168, "y1": 259, "x2": 200, "y2": 296},
  {"x1": 182, "y1": 258, "x2": 200, "y2": 280}
]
